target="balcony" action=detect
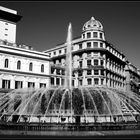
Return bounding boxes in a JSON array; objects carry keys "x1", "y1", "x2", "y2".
[
  {"x1": 87, "y1": 65, "x2": 104, "y2": 70},
  {"x1": 50, "y1": 63, "x2": 65, "y2": 70}
]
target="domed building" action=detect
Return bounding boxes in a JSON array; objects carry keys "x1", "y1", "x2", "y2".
[{"x1": 44, "y1": 17, "x2": 128, "y2": 91}]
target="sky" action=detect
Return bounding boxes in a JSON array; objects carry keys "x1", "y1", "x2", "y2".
[{"x1": 1, "y1": 1, "x2": 140, "y2": 69}]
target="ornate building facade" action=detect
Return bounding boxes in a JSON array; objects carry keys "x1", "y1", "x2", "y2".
[
  {"x1": 44, "y1": 17, "x2": 128, "y2": 91},
  {"x1": 0, "y1": 6, "x2": 139, "y2": 94},
  {"x1": 0, "y1": 6, "x2": 50, "y2": 90}
]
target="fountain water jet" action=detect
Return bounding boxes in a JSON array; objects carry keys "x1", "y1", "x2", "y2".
[{"x1": 65, "y1": 23, "x2": 72, "y2": 90}]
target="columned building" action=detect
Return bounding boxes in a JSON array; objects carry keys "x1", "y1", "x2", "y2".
[
  {"x1": 0, "y1": 6, "x2": 50, "y2": 90},
  {"x1": 44, "y1": 17, "x2": 126, "y2": 91},
  {"x1": 0, "y1": 41, "x2": 50, "y2": 89}
]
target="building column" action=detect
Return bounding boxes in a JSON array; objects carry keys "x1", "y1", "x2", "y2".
[
  {"x1": 0, "y1": 74, "x2": 3, "y2": 88},
  {"x1": 0, "y1": 78, "x2": 2, "y2": 88},
  {"x1": 47, "y1": 77, "x2": 50, "y2": 88},
  {"x1": 92, "y1": 78, "x2": 94, "y2": 85},
  {"x1": 75, "y1": 78, "x2": 78, "y2": 87},
  {"x1": 59, "y1": 77, "x2": 62, "y2": 86},
  {"x1": 83, "y1": 70, "x2": 86, "y2": 86},
  {"x1": 23, "y1": 77, "x2": 28, "y2": 88},
  {"x1": 10, "y1": 76, "x2": 15, "y2": 89},
  {"x1": 54, "y1": 77, "x2": 56, "y2": 86},
  {"x1": 36, "y1": 79, "x2": 40, "y2": 89},
  {"x1": 99, "y1": 78, "x2": 101, "y2": 86}
]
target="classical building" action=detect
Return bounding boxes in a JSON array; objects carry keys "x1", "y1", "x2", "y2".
[
  {"x1": 44, "y1": 17, "x2": 127, "y2": 91},
  {"x1": 0, "y1": 6, "x2": 139, "y2": 94},
  {"x1": 0, "y1": 6, "x2": 50, "y2": 90}
]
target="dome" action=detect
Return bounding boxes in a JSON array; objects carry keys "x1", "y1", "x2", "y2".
[{"x1": 82, "y1": 17, "x2": 103, "y2": 32}]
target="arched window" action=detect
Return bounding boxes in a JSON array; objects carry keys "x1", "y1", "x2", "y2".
[
  {"x1": 4, "y1": 59, "x2": 8, "y2": 68},
  {"x1": 17, "y1": 60, "x2": 21, "y2": 70},
  {"x1": 29, "y1": 62, "x2": 33, "y2": 71},
  {"x1": 94, "y1": 59, "x2": 99, "y2": 66},
  {"x1": 41, "y1": 64, "x2": 44, "y2": 73}
]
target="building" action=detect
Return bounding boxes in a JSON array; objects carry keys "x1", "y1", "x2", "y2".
[
  {"x1": 44, "y1": 17, "x2": 126, "y2": 91},
  {"x1": 0, "y1": 6, "x2": 50, "y2": 90},
  {"x1": 0, "y1": 6, "x2": 21, "y2": 43},
  {"x1": 125, "y1": 61, "x2": 140, "y2": 94},
  {"x1": 0, "y1": 6, "x2": 139, "y2": 94}
]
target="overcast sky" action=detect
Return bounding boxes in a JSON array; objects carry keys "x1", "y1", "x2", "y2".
[{"x1": 1, "y1": 1, "x2": 140, "y2": 69}]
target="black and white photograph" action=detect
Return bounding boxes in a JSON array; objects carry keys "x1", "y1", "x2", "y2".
[{"x1": 0, "y1": 1, "x2": 140, "y2": 139}]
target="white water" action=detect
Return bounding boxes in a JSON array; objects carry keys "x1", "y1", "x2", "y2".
[{"x1": 65, "y1": 23, "x2": 72, "y2": 89}]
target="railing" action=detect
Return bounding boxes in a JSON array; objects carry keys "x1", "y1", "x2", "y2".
[
  {"x1": 0, "y1": 39, "x2": 33, "y2": 50},
  {"x1": 0, "y1": 121, "x2": 140, "y2": 131}
]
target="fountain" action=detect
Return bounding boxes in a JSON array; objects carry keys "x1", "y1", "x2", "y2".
[{"x1": 0, "y1": 23, "x2": 140, "y2": 136}]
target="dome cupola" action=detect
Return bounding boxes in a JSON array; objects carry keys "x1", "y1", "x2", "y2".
[{"x1": 82, "y1": 17, "x2": 103, "y2": 32}]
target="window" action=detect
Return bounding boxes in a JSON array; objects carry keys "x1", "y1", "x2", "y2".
[
  {"x1": 56, "y1": 78, "x2": 60, "y2": 85},
  {"x1": 87, "y1": 42, "x2": 91, "y2": 48},
  {"x1": 56, "y1": 69, "x2": 61, "y2": 75},
  {"x1": 28, "y1": 82, "x2": 35, "y2": 88},
  {"x1": 93, "y1": 32, "x2": 98, "y2": 38},
  {"x1": 17, "y1": 60, "x2": 21, "y2": 70},
  {"x1": 53, "y1": 51, "x2": 56, "y2": 55},
  {"x1": 59, "y1": 50, "x2": 61, "y2": 54},
  {"x1": 101, "y1": 70, "x2": 104, "y2": 76},
  {"x1": 94, "y1": 59, "x2": 98, "y2": 66},
  {"x1": 83, "y1": 34, "x2": 85, "y2": 38},
  {"x1": 51, "y1": 68, "x2": 55, "y2": 74},
  {"x1": 79, "y1": 44, "x2": 82, "y2": 49},
  {"x1": 101, "y1": 79, "x2": 104, "y2": 85},
  {"x1": 100, "y1": 43, "x2": 103, "y2": 48},
  {"x1": 62, "y1": 79, "x2": 64, "y2": 85},
  {"x1": 51, "y1": 78, "x2": 54, "y2": 85},
  {"x1": 79, "y1": 61, "x2": 82, "y2": 68},
  {"x1": 40, "y1": 83, "x2": 46, "y2": 88},
  {"x1": 72, "y1": 80, "x2": 74, "y2": 86},
  {"x1": 94, "y1": 70, "x2": 99, "y2": 75},
  {"x1": 87, "y1": 60, "x2": 91, "y2": 67},
  {"x1": 41, "y1": 64, "x2": 44, "y2": 73},
  {"x1": 79, "y1": 80, "x2": 82, "y2": 85},
  {"x1": 87, "y1": 79, "x2": 92, "y2": 85},
  {"x1": 29, "y1": 62, "x2": 33, "y2": 71},
  {"x1": 62, "y1": 70, "x2": 65, "y2": 75},
  {"x1": 64, "y1": 49, "x2": 67, "y2": 53},
  {"x1": 4, "y1": 59, "x2": 9, "y2": 68},
  {"x1": 93, "y1": 42, "x2": 98, "y2": 48},
  {"x1": 78, "y1": 71, "x2": 82, "y2": 76},
  {"x1": 72, "y1": 72, "x2": 75, "y2": 77},
  {"x1": 100, "y1": 33, "x2": 103, "y2": 39},
  {"x1": 87, "y1": 32, "x2": 91, "y2": 38},
  {"x1": 5, "y1": 28, "x2": 8, "y2": 30},
  {"x1": 79, "y1": 54, "x2": 82, "y2": 59},
  {"x1": 87, "y1": 52, "x2": 91, "y2": 57},
  {"x1": 87, "y1": 70, "x2": 92, "y2": 75},
  {"x1": 15, "y1": 81, "x2": 23, "y2": 89},
  {"x1": 5, "y1": 34, "x2": 8, "y2": 36},
  {"x1": 94, "y1": 78, "x2": 99, "y2": 85},
  {"x1": 101, "y1": 60, "x2": 104, "y2": 66},
  {"x1": 2, "y1": 80, "x2": 10, "y2": 89}
]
